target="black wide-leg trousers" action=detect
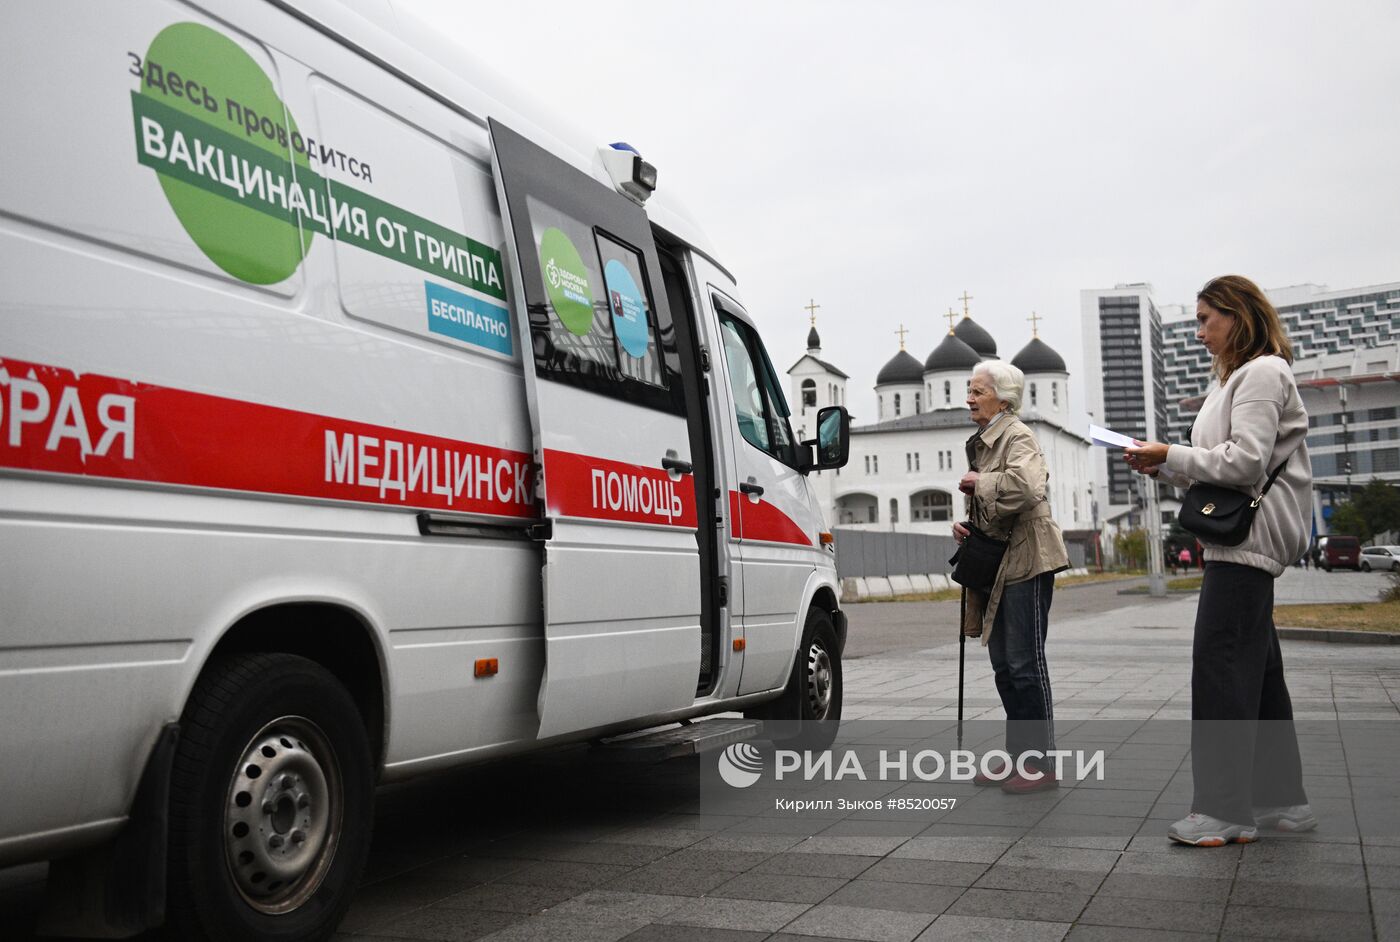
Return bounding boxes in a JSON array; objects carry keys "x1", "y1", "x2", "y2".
[{"x1": 1191, "y1": 560, "x2": 1308, "y2": 824}]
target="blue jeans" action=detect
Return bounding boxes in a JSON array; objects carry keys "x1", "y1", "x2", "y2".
[{"x1": 987, "y1": 572, "x2": 1056, "y2": 768}]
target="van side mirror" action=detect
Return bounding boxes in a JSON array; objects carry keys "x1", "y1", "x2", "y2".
[{"x1": 801, "y1": 406, "x2": 850, "y2": 473}]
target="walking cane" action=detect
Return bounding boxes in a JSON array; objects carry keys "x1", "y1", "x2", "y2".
[{"x1": 957, "y1": 586, "x2": 966, "y2": 751}]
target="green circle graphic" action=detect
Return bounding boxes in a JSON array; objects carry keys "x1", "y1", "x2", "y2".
[
  {"x1": 143, "y1": 23, "x2": 312, "y2": 284},
  {"x1": 539, "y1": 227, "x2": 594, "y2": 336}
]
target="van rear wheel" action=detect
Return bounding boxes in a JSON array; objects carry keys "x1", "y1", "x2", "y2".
[
  {"x1": 166, "y1": 653, "x2": 373, "y2": 942},
  {"x1": 747, "y1": 607, "x2": 842, "y2": 750}
]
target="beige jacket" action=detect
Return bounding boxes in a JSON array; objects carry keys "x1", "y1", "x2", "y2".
[{"x1": 959, "y1": 414, "x2": 1070, "y2": 644}]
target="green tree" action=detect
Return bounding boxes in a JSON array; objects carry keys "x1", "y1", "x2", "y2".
[
  {"x1": 1114, "y1": 528, "x2": 1147, "y2": 570},
  {"x1": 1329, "y1": 479, "x2": 1400, "y2": 543}
]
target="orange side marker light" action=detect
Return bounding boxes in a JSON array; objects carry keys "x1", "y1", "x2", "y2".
[{"x1": 474, "y1": 657, "x2": 499, "y2": 677}]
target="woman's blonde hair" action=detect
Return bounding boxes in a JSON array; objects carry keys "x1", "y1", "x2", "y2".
[{"x1": 1197, "y1": 274, "x2": 1293, "y2": 382}]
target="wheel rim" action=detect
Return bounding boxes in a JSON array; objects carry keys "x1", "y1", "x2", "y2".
[
  {"x1": 805, "y1": 639, "x2": 833, "y2": 720},
  {"x1": 223, "y1": 716, "x2": 342, "y2": 914}
]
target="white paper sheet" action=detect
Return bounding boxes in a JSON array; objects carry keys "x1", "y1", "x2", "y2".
[{"x1": 1089, "y1": 423, "x2": 1138, "y2": 449}]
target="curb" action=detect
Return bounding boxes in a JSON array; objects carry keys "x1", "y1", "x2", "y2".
[{"x1": 1277, "y1": 626, "x2": 1400, "y2": 645}]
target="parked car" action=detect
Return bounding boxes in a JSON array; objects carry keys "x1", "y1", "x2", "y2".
[
  {"x1": 1315, "y1": 535, "x2": 1363, "y2": 571},
  {"x1": 1360, "y1": 545, "x2": 1400, "y2": 572}
]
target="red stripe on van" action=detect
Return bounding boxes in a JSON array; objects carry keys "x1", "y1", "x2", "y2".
[
  {"x1": 0, "y1": 357, "x2": 537, "y2": 519},
  {"x1": 542, "y1": 448, "x2": 698, "y2": 529},
  {"x1": 728, "y1": 491, "x2": 813, "y2": 546}
]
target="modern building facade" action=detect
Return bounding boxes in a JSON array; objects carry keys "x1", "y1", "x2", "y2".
[{"x1": 1080, "y1": 284, "x2": 1169, "y2": 516}]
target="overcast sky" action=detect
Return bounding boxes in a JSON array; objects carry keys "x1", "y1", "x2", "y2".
[{"x1": 399, "y1": 0, "x2": 1400, "y2": 427}]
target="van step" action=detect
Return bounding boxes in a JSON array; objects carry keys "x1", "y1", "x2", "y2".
[{"x1": 594, "y1": 718, "x2": 761, "y2": 763}]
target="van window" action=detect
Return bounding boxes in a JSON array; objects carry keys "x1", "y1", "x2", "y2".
[
  {"x1": 719, "y1": 311, "x2": 797, "y2": 467},
  {"x1": 520, "y1": 196, "x2": 681, "y2": 411}
]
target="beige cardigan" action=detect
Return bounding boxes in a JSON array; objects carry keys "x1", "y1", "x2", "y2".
[{"x1": 960, "y1": 414, "x2": 1070, "y2": 644}]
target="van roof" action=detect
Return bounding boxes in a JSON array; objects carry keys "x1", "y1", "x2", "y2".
[{"x1": 278, "y1": 0, "x2": 728, "y2": 276}]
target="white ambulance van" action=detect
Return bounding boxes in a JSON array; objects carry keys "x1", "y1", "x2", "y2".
[{"x1": 0, "y1": 1, "x2": 851, "y2": 938}]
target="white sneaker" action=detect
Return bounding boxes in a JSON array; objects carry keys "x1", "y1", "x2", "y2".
[
  {"x1": 1254, "y1": 803, "x2": 1318, "y2": 832},
  {"x1": 1167, "y1": 812, "x2": 1259, "y2": 847}
]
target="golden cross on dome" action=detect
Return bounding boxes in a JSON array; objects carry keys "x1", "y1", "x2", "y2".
[
  {"x1": 944, "y1": 308, "x2": 958, "y2": 335},
  {"x1": 894, "y1": 324, "x2": 908, "y2": 350},
  {"x1": 958, "y1": 290, "x2": 974, "y2": 317},
  {"x1": 1027, "y1": 310, "x2": 1043, "y2": 338},
  {"x1": 804, "y1": 298, "x2": 821, "y2": 326}
]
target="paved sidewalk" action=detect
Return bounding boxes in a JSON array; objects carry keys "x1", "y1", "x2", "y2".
[{"x1": 3, "y1": 586, "x2": 1399, "y2": 941}]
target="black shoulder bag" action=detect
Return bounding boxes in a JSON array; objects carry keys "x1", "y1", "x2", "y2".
[
  {"x1": 1178, "y1": 458, "x2": 1288, "y2": 547},
  {"x1": 949, "y1": 496, "x2": 1008, "y2": 593}
]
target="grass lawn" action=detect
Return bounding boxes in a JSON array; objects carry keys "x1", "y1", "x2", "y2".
[
  {"x1": 1168, "y1": 575, "x2": 1204, "y2": 591},
  {"x1": 1274, "y1": 600, "x2": 1400, "y2": 632}
]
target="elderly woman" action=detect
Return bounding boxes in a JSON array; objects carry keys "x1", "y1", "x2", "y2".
[
  {"x1": 954, "y1": 360, "x2": 1070, "y2": 794},
  {"x1": 1126, "y1": 274, "x2": 1313, "y2": 846}
]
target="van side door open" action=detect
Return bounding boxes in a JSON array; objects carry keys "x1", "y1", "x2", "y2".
[{"x1": 490, "y1": 120, "x2": 702, "y2": 738}]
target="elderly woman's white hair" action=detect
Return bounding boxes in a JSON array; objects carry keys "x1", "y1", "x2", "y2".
[{"x1": 972, "y1": 360, "x2": 1026, "y2": 414}]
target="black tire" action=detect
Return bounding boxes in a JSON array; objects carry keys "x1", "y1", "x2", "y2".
[
  {"x1": 166, "y1": 653, "x2": 374, "y2": 942},
  {"x1": 1362, "y1": 561, "x2": 1372, "y2": 572},
  {"x1": 746, "y1": 607, "x2": 843, "y2": 750}
]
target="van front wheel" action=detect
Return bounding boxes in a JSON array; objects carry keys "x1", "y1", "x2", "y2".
[
  {"x1": 748, "y1": 608, "x2": 843, "y2": 750},
  {"x1": 166, "y1": 653, "x2": 374, "y2": 942}
]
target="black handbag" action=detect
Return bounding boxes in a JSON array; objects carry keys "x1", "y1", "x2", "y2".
[
  {"x1": 949, "y1": 499, "x2": 1008, "y2": 592},
  {"x1": 1178, "y1": 459, "x2": 1287, "y2": 547}
]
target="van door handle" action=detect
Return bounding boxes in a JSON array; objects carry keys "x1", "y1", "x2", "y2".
[
  {"x1": 662, "y1": 455, "x2": 693, "y2": 475},
  {"x1": 739, "y1": 481, "x2": 764, "y2": 497}
]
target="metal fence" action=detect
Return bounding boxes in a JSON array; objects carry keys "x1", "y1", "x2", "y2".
[{"x1": 833, "y1": 528, "x2": 1086, "y2": 580}]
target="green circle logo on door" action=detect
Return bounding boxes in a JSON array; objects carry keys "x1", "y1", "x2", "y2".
[
  {"x1": 142, "y1": 22, "x2": 312, "y2": 284},
  {"x1": 539, "y1": 227, "x2": 594, "y2": 335}
]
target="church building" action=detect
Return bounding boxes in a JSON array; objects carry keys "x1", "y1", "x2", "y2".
[{"x1": 789, "y1": 305, "x2": 1092, "y2": 536}]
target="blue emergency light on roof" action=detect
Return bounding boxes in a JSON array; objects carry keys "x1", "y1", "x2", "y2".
[{"x1": 599, "y1": 142, "x2": 657, "y2": 205}]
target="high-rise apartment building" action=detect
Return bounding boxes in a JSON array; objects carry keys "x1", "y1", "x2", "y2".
[
  {"x1": 1081, "y1": 285, "x2": 1168, "y2": 513},
  {"x1": 1161, "y1": 282, "x2": 1400, "y2": 442}
]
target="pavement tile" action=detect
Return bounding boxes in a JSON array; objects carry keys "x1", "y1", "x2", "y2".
[
  {"x1": 370, "y1": 906, "x2": 527, "y2": 941},
  {"x1": 891, "y1": 837, "x2": 1014, "y2": 864},
  {"x1": 1227, "y1": 879, "x2": 1370, "y2": 913},
  {"x1": 755, "y1": 852, "x2": 881, "y2": 879},
  {"x1": 710, "y1": 871, "x2": 848, "y2": 904},
  {"x1": 544, "y1": 890, "x2": 690, "y2": 925},
  {"x1": 657, "y1": 897, "x2": 811, "y2": 932},
  {"x1": 1095, "y1": 871, "x2": 1228, "y2": 903},
  {"x1": 1110, "y1": 850, "x2": 1239, "y2": 878},
  {"x1": 1232, "y1": 859, "x2": 1368, "y2": 888},
  {"x1": 650, "y1": 848, "x2": 775, "y2": 872},
  {"x1": 790, "y1": 836, "x2": 911, "y2": 857},
  {"x1": 436, "y1": 883, "x2": 577, "y2": 913},
  {"x1": 822, "y1": 879, "x2": 962, "y2": 915},
  {"x1": 688, "y1": 832, "x2": 807, "y2": 853},
  {"x1": 1238, "y1": 841, "x2": 1363, "y2": 864},
  {"x1": 1365, "y1": 844, "x2": 1400, "y2": 867},
  {"x1": 412, "y1": 856, "x2": 535, "y2": 885},
  {"x1": 620, "y1": 927, "x2": 768, "y2": 942},
  {"x1": 947, "y1": 887, "x2": 1088, "y2": 923},
  {"x1": 1220, "y1": 903, "x2": 1376, "y2": 941},
  {"x1": 603, "y1": 827, "x2": 712, "y2": 849},
  {"x1": 780, "y1": 903, "x2": 937, "y2": 942},
  {"x1": 862, "y1": 858, "x2": 989, "y2": 888},
  {"x1": 972, "y1": 865, "x2": 1104, "y2": 895},
  {"x1": 475, "y1": 915, "x2": 640, "y2": 942},
  {"x1": 994, "y1": 845, "x2": 1120, "y2": 874},
  {"x1": 495, "y1": 860, "x2": 633, "y2": 891},
  {"x1": 601, "y1": 864, "x2": 734, "y2": 898},
  {"x1": 913, "y1": 914, "x2": 1070, "y2": 941},
  {"x1": 1077, "y1": 895, "x2": 1223, "y2": 934},
  {"x1": 1063, "y1": 927, "x2": 1212, "y2": 942}
]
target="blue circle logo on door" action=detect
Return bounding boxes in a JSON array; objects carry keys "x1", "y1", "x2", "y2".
[{"x1": 604, "y1": 259, "x2": 650, "y2": 358}]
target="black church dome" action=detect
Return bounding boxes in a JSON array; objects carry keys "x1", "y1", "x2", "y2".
[
  {"x1": 1011, "y1": 336, "x2": 1067, "y2": 373},
  {"x1": 954, "y1": 317, "x2": 997, "y2": 358},
  {"x1": 876, "y1": 350, "x2": 924, "y2": 385},
  {"x1": 923, "y1": 333, "x2": 982, "y2": 372}
]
